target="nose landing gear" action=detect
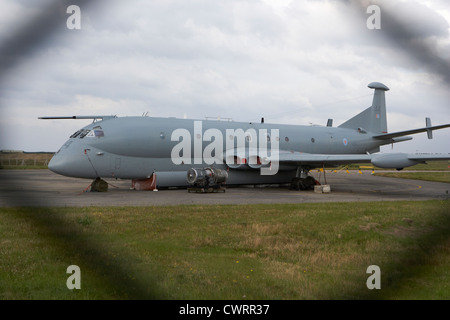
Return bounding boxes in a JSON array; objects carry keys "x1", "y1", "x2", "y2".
[{"x1": 90, "y1": 177, "x2": 108, "y2": 192}]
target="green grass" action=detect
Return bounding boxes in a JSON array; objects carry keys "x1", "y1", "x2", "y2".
[
  {"x1": 1, "y1": 201, "x2": 449, "y2": 299},
  {"x1": 401, "y1": 160, "x2": 449, "y2": 171},
  {"x1": 332, "y1": 160, "x2": 450, "y2": 171},
  {"x1": 374, "y1": 172, "x2": 450, "y2": 183},
  {"x1": 0, "y1": 165, "x2": 50, "y2": 170},
  {"x1": 0, "y1": 153, "x2": 53, "y2": 170}
]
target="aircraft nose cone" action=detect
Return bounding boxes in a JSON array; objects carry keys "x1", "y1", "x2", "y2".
[
  {"x1": 48, "y1": 143, "x2": 98, "y2": 178},
  {"x1": 48, "y1": 153, "x2": 64, "y2": 175},
  {"x1": 48, "y1": 152, "x2": 77, "y2": 176}
]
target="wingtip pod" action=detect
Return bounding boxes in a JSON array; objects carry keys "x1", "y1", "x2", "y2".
[
  {"x1": 368, "y1": 82, "x2": 389, "y2": 91},
  {"x1": 371, "y1": 153, "x2": 418, "y2": 169},
  {"x1": 371, "y1": 152, "x2": 450, "y2": 170}
]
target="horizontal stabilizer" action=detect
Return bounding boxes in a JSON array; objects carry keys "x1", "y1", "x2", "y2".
[
  {"x1": 373, "y1": 123, "x2": 450, "y2": 140},
  {"x1": 39, "y1": 115, "x2": 116, "y2": 120}
]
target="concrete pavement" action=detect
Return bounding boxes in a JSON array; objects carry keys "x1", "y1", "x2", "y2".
[{"x1": 0, "y1": 169, "x2": 449, "y2": 207}]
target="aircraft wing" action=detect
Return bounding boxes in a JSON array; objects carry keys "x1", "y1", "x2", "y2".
[
  {"x1": 276, "y1": 151, "x2": 372, "y2": 167},
  {"x1": 225, "y1": 148, "x2": 374, "y2": 169},
  {"x1": 406, "y1": 154, "x2": 450, "y2": 161},
  {"x1": 227, "y1": 147, "x2": 450, "y2": 170},
  {"x1": 273, "y1": 151, "x2": 450, "y2": 169}
]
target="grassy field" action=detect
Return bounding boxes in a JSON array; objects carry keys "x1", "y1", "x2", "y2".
[
  {"x1": 333, "y1": 160, "x2": 450, "y2": 171},
  {"x1": 0, "y1": 152, "x2": 53, "y2": 169},
  {"x1": 1, "y1": 201, "x2": 449, "y2": 300},
  {"x1": 373, "y1": 171, "x2": 450, "y2": 183}
]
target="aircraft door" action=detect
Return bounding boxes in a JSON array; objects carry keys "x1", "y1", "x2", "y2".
[{"x1": 111, "y1": 157, "x2": 121, "y2": 174}]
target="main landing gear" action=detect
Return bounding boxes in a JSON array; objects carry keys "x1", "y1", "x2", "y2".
[{"x1": 290, "y1": 168, "x2": 320, "y2": 191}]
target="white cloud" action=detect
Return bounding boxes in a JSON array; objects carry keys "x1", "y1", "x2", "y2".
[{"x1": 0, "y1": 0, "x2": 449, "y2": 152}]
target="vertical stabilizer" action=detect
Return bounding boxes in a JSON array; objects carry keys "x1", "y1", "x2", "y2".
[{"x1": 338, "y1": 82, "x2": 389, "y2": 134}]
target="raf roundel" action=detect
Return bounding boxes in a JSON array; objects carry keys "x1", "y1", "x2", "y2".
[{"x1": 343, "y1": 138, "x2": 348, "y2": 146}]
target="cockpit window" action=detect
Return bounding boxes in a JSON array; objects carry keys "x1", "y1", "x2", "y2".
[
  {"x1": 79, "y1": 129, "x2": 91, "y2": 138},
  {"x1": 86, "y1": 129, "x2": 104, "y2": 138},
  {"x1": 70, "y1": 129, "x2": 83, "y2": 138},
  {"x1": 94, "y1": 129, "x2": 104, "y2": 137},
  {"x1": 70, "y1": 128, "x2": 104, "y2": 139}
]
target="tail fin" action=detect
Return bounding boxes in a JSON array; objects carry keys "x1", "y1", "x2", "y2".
[{"x1": 338, "y1": 82, "x2": 389, "y2": 134}]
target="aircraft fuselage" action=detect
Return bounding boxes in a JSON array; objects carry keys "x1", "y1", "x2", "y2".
[{"x1": 48, "y1": 116, "x2": 384, "y2": 186}]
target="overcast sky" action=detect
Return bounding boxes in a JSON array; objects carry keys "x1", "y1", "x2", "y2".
[{"x1": 0, "y1": 0, "x2": 449, "y2": 153}]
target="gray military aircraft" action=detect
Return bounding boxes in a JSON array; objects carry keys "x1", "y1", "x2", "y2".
[{"x1": 40, "y1": 82, "x2": 450, "y2": 190}]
